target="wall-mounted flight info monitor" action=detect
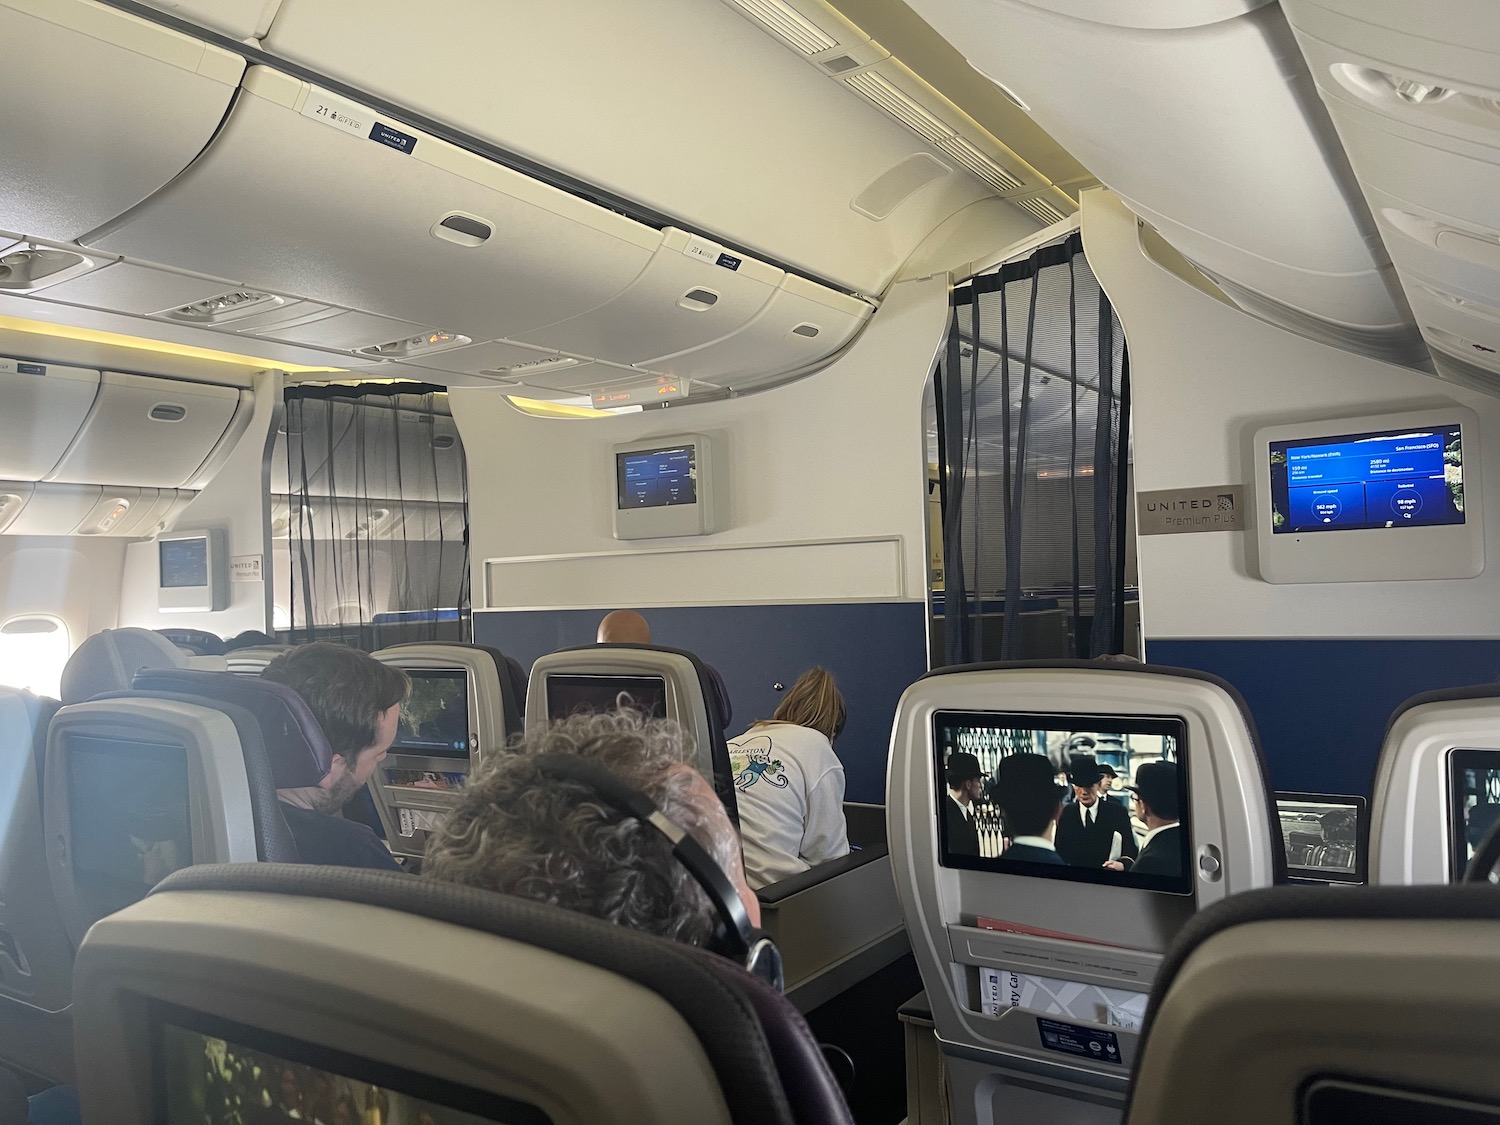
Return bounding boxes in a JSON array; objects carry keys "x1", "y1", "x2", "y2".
[
  {"x1": 157, "y1": 529, "x2": 228, "y2": 612},
  {"x1": 612, "y1": 434, "x2": 716, "y2": 539},
  {"x1": 1253, "y1": 406, "x2": 1482, "y2": 583}
]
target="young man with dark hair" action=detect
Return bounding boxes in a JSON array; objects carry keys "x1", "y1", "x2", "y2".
[
  {"x1": 1054, "y1": 755, "x2": 1140, "y2": 870},
  {"x1": 995, "y1": 753, "x2": 1068, "y2": 865},
  {"x1": 944, "y1": 752, "x2": 986, "y2": 856},
  {"x1": 1119, "y1": 761, "x2": 1183, "y2": 878},
  {"x1": 262, "y1": 642, "x2": 411, "y2": 871}
]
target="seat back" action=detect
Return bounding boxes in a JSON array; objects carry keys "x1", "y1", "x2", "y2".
[
  {"x1": 71, "y1": 863, "x2": 853, "y2": 1125},
  {"x1": 58, "y1": 627, "x2": 185, "y2": 704},
  {"x1": 43, "y1": 697, "x2": 261, "y2": 947},
  {"x1": 527, "y1": 643, "x2": 738, "y2": 823},
  {"x1": 154, "y1": 629, "x2": 225, "y2": 657},
  {"x1": 129, "y1": 668, "x2": 333, "y2": 789},
  {"x1": 223, "y1": 644, "x2": 289, "y2": 677},
  {"x1": 0, "y1": 688, "x2": 74, "y2": 1085},
  {"x1": 1127, "y1": 884, "x2": 1500, "y2": 1125},
  {"x1": 886, "y1": 661, "x2": 1280, "y2": 1125},
  {"x1": 367, "y1": 643, "x2": 526, "y2": 859},
  {"x1": 1369, "y1": 684, "x2": 1500, "y2": 885}
]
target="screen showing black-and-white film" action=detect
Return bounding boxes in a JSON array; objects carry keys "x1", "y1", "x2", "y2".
[
  {"x1": 934, "y1": 712, "x2": 1191, "y2": 895},
  {"x1": 1276, "y1": 793, "x2": 1364, "y2": 884},
  {"x1": 156, "y1": 1008, "x2": 549, "y2": 1124},
  {"x1": 1450, "y1": 748, "x2": 1500, "y2": 879}
]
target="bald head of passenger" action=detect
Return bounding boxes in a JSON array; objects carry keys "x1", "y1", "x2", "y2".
[{"x1": 597, "y1": 609, "x2": 653, "y2": 645}]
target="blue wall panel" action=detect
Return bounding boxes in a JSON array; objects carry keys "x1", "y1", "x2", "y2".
[
  {"x1": 475, "y1": 602, "x2": 929, "y2": 803},
  {"x1": 1149, "y1": 638, "x2": 1500, "y2": 797}
]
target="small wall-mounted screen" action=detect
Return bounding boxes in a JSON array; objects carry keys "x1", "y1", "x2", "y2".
[
  {"x1": 1269, "y1": 423, "x2": 1464, "y2": 534},
  {"x1": 157, "y1": 1010, "x2": 550, "y2": 1125},
  {"x1": 394, "y1": 669, "x2": 471, "y2": 758},
  {"x1": 159, "y1": 537, "x2": 209, "y2": 588},
  {"x1": 617, "y1": 445, "x2": 697, "y2": 509},
  {"x1": 934, "y1": 712, "x2": 1191, "y2": 895},
  {"x1": 1275, "y1": 792, "x2": 1365, "y2": 884},
  {"x1": 547, "y1": 674, "x2": 668, "y2": 721},
  {"x1": 1449, "y1": 748, "x2": 1500, "y2": 878},
  {"x1": 67, "y1": 735, "x2": 191, "y2": 917}
]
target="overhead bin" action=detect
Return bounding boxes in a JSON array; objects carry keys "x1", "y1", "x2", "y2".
[
  {"x1": 0, "y1": 359, "x2": 100, "y2": 480},
  {"x1": 136, "y1": 0, "x2": 282, "y2": 40},
  {"x1": 88, "y1": 66, "x2": 661, "y2": 348},
  {"x1": 46, "y1": 373, "x2": 248, "y2": 489},
  {"x1": 0, "y1": 0, "x2": 244, "y2": 243}
]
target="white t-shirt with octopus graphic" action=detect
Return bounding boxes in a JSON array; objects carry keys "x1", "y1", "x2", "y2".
[{"x1": 727, "y1": 721, "x2": 850, "y2": 888}]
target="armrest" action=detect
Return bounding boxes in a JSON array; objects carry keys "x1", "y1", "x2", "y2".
[{"x1": 756, "y1": 841, "x2": 890, "y2": 906}]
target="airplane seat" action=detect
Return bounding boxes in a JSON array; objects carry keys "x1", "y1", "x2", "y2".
[
  {"x1": 224, "y1": 644, "x2": 290, "y2": 677},
  {"x1": 42, "y1": 694, "x2": 272, "y2": 949},
  {"x1": 1126, "y1": 883, "x2": 1500, "y2": 1124},
  {"x1": 887, "y1": 660, "x2": 1282, "y2": 1125},
  {"x1": 154, "y1": 629, "x2": 226, "y2": 657},
  {"x1": 1368, "y1": 682, "x2": 1500, "y2": 885},
  {"x1": 0, "y1": 688, "x2": 75, "y2": 1087},
  {"x1": 58, "y1": 627, "x2": 186, "y2": 704},
  {"x1": 70, "y1": 862, "x2": 855, "y2": 1125},
  {"x1": 368, "y1": 643, "x2": 527, "y2": 861},
  {"x1": 526, "y1": 642, "x2": 739, "y2": 824}
]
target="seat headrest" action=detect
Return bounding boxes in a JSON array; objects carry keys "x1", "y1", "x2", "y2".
[
  {"x1": 130, "y1": 668, "x2": 334, "y2": 789},
  {"x1": 61, "y1": 628, "x2": 187, "y2": 705}
]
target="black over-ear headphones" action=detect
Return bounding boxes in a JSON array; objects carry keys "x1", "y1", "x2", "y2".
[{"x1": 530, "y1": 753, "x2": 784, "y2": 991}]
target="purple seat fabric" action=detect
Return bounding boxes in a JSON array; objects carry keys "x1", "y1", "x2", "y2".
[{"x1": 131, "y1": 668, "x2": 333, "y2": 788}]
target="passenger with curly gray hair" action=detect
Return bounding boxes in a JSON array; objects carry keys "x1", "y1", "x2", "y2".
[{"x1": 421, "y1": 710, "x2": 758, "y2": 946}]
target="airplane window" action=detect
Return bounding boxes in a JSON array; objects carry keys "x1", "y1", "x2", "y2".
[{"x1": 0, "y1": 614, "x2": 71, "y2": 697}]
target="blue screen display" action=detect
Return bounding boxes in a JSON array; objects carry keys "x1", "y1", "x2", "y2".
[
  {"x1": 617, "y1": 445, "x2": 697, "y2": 509},
  {"x1": 1269, "y1": 424, "x2": 1464, "y2": 534}
]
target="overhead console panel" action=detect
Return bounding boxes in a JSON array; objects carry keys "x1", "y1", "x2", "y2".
[
  {"x1": 903, "y1": 0, "x2": 1428, "y2": 367},
  {"x1": 1282, "y1": 0, "x2": 1500, "y2": 396},
  {"x1": 0, "y1": 0, "x2": 245, "y2": 244},
  {"x1": 134, "y1": 0, "x2": 283, "y2": 40}
]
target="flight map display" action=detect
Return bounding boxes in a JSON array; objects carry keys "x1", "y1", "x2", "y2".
[
  {"x1": 157, "y1": 1015, "x2": 548, "y2": 1124},
  {"x1": 934, "y1": 712, "x2": 1192, "y2": 895},
  {"x1": 616, "y1": 445, "x2": 697, "y2": 509},
  {"x1": 1269, "y1": 423, "x2": 1464, "y2": 534},
  {"x1": 394, "y1": 670, "x2": 470, "y2": 758},
  {"x1": 160, "y1": 537, "x2": 210, "y2": 588}
]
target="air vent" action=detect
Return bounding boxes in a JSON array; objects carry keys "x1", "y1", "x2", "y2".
[
  {"x1": 432, "y1": 433, "x2": 457, "y2": 450},
  {"x1": 163, "y1": 289, "x2": 284, "y2": 325},
  {"x1": 790, "y1": 323, "x2": 821, "y2": 338},
  {"x1": 820, "y1": 54, "x2": 862, "y2": 74},
  {"x1": 844, "y1": 71, "x2": 951, "y2": 145},
  {"x1": 149, "y1": 403, "x2": 188, "y2": 422},
  {"x1": 935, "y1": 136, "x2": 1023, "y2": 193},
  {"x1": 721, "y1": 0, "x2": 837, "y2": 55},
  {"x1": 433, "y1": 211, "x2": 493, "y2": 247},
  {"x1": 506, "y1": 356, "x2": 580, "y2": 374},
  {"x1": 357, "y1": 331, "x2": 472, "y2": 359},
  {"x1": 0, "y1": 247, "x2": 93, "y2": 292},
  {"x1": 678, "y1": 288, "x2": 720, "y2": 311},
  {"x1": 1016, "y1": 196, "x2": 1068, "y2": 225}
]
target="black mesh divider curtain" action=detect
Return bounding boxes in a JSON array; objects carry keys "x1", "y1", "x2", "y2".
[
  {"x1": 936, "y1": 231, "x2": 1131, "y2": 665},
  {"x1": 278, "y1": 384, "x2": 470, "y2": 652}
]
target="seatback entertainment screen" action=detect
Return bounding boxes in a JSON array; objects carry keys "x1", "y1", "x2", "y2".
[
  {"x1": 394, "y1": 669, "x2": 471, "y2": 758},
  {"x1": 616, "y1": 445, "x2": 697, "y2": 509},
  {"x1": 546, "y1": 674, "x2": 668, "y2": 721},
  {"x1": 934, "y1": 712, "x2": 1192, "y2": 895},
  {"x1": 1450, "y1": 748, "x2": 1500, "y2": 879},
  {"x1": 1269, "y1": 423, "x2": 1463, "y2": 534}
]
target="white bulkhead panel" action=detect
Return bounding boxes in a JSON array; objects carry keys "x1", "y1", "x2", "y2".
[
  {"x1": 0, "y1": 0, "x2": 245, "y2": 242},
  {"x1": 87, "y1": 66, "x2": 661, "y2": 348},
  {"x1": 0, "y1": 358, "x2": 101, "y2": 480},
  {"x1": 903, "y1": 0, "x2": 1424, "y2": 364},
  {"x1": 46, "y1": 373, "x2": 245, "y2": 488}
]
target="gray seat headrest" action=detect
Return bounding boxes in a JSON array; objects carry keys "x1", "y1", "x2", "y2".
[{"x1": 60, "y1": 627, "x2": 187, "y2": 704}]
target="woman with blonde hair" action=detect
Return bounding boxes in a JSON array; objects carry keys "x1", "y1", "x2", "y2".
[{"x1": 726, "y1": 666, "x2": 851, "y2": 888}]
